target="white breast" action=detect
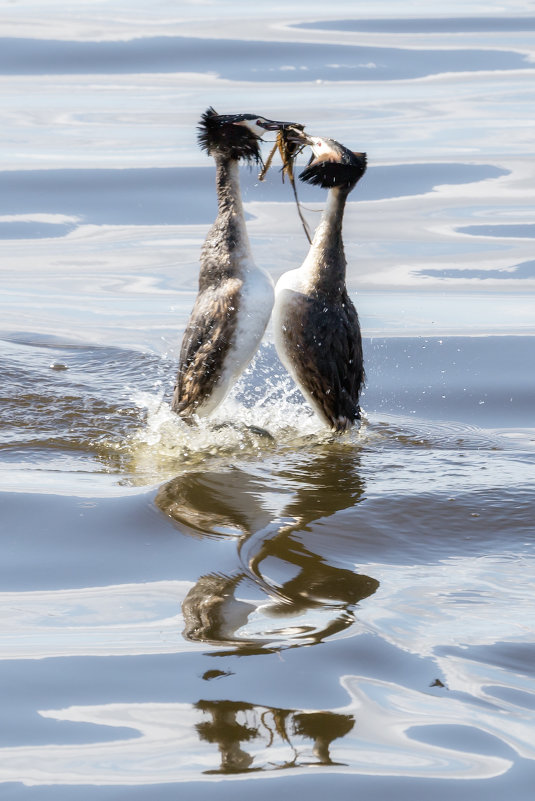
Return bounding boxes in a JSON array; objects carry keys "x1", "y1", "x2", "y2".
[
  {"x1": 232, "y1": 265, "x2": 274, "y2": 367},
  {"x1": 200, "y1": 264, "x2": 274, "y2": 415},
  {"x1": 272, "y1": 268, "x2": 307, "y2": 378}
]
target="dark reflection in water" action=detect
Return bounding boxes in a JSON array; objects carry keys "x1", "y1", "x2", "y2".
[
  {"x1": 155, "y1": 448, "x2": 379, "y2": 653},
  {"x1": 155, "y1": 468, "x2": 272, "y2": 539},
  {"x1": 196, "y1": 700, "x2": 260, "y2": 773},
  {"x1": 195, "y1": 699, "x2": 354, "y2": 773},
  {"x1": 181, "y1": 573, "x2": 255, "y2": 647}
]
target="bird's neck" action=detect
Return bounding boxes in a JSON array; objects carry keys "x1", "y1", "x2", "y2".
[
  {"x1": 301, "y1": 186, "x2": 349, "y2": 299},
  {"x1": 199, "y1": 156, "x2": 252, "y2": 288},
  {"x1": 215, "y1": 157, "x2": 246, "y2": 217}
]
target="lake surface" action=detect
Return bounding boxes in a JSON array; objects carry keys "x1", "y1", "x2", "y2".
[{"x1": 1, "y1": 2, "x2": 534, "y2": 799}]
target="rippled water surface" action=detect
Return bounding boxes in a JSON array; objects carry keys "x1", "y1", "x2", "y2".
[{"x1": 1, "y1": 2, "x2": 534, "y2": 799}]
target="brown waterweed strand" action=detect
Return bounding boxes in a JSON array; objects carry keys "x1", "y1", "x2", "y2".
[{"x1": 259, "y1": 129, "x2": 312, "y2": 244}]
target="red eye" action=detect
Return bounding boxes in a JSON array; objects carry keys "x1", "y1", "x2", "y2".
[{"x1": 256, "y1": 119, "x2": 262, "y2": 125}]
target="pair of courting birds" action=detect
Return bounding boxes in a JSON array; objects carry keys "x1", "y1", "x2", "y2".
[{"x1": 172, "y1": 108, "x2": 367, "y2": 433}]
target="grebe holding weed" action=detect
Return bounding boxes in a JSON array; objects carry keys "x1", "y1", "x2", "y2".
[
  {"x1": 172, "y1": 108, "x2": 299, "y2": 422},
  {"x1": 272, "y1": 132, "x2": 367, "y2": 432}
]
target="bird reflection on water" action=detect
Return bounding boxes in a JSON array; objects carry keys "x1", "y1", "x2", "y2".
[
  {"x1": 155, "y1": 447, "x2": 379, "y2": 655},
  {"x1": 155, "y1": 447, "x2": 375, "y2": 771},
  {"x1": 195, "y1": 699, "x2": 355, "y2": 774}
]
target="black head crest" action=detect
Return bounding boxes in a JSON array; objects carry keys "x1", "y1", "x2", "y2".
[
  {"x1": 197, "y1": 107, "x2": 263, "y2": 165},
  {"x1": 299, "y1": 140, "x2": 367, "y2": 191}
]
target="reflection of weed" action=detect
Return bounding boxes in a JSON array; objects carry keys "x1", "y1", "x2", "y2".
[
  {"x1": 196, "y1": 699, "x2": 355, "y2": 773},
  {"x1": 261, "y1": 708, "x2": 297, "y2": 765}
]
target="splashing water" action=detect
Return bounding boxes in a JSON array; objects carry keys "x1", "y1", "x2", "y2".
[{"x1": 124, "y1": 349, "x2": 362, "y2": 484}]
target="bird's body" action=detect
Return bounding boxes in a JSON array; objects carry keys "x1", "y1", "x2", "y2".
[
  {"x1": 172, "y1": 109, "x2": 295, "y2": 420},
  {"x1": 177, "y1": 263, "x2": 274, "y2": 418},
  {"x1": 272, "y1": 136, "x2": 367, "y2": 432}
]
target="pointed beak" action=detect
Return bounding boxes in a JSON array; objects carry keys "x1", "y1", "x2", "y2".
[
  {"x1": 287, "y1": 128, "x2": 313, "y2": 145},
  {"x1": 256, "y1": 119, "x2": 305, "y2": 132}
]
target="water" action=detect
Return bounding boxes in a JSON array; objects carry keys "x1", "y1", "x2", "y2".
[{"x1": 1, "y1": 2, "x2": 534, "y2": 798}]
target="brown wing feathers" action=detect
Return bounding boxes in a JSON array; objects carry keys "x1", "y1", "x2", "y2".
[
  {"x1": 172, "y1": 281, "x2": 241, "y2": 418},
  {"x1": 284, "y1": 294, "x2": 364, "y2": 431}
]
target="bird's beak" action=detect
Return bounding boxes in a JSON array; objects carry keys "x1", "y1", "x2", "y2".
[
  {"x1": 256, "y1": 119, "x2": 305, "y2": 132},
  {"x1": 285, "y1": 127, "x2": 314, "y2": 145}
]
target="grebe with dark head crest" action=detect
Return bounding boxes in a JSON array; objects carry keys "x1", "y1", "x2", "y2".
[
  {"x1": 272, "y1": 132, "x2": 367, "y2": 432},
  {"x1": 172, "y1": 107, "x2": 300, "y2": 421}
]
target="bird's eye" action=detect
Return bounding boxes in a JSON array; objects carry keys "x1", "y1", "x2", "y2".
[{"x1": 256, "y1": 119, "x2": 262, "y2": 125}]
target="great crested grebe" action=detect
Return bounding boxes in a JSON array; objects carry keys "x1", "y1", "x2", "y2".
[
  {"x1": 272, "y1": 133, "x2": 367, "y2": 432},
  {"x1": 172, "y1": 108, "x2": 297, "y2": 420}
]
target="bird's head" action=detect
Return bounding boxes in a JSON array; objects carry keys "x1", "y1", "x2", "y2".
[
  {"x1": 289, "y1": 131, "x2": 367, "y2": 191},
  {"x1": 198, "y1": 107, "x2": 304, "y2": 165}
]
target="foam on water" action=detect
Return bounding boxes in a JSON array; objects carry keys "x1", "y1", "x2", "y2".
[{"x1": 125, "y1": 359, "x2": 350, "y2": 484}]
